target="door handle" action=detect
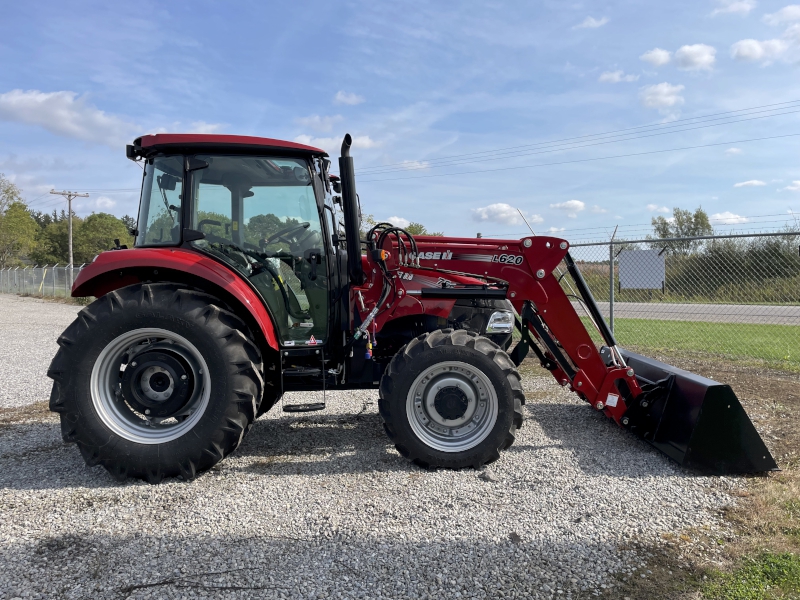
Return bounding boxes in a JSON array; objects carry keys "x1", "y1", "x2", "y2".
[{"x1": 304, "y1": 248, "x2": 322, "y2": 280}]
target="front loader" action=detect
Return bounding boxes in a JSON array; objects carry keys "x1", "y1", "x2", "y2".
[{"x1": 47, "y1": 132, "x2": 777, "y2": 483}]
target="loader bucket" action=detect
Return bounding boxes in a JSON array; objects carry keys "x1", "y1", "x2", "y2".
[{"x1": 619, "y1": 350, "x2": 778, "y2": 475}]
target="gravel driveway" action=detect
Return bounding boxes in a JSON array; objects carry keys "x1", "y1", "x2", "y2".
[
  {"x1": 0, "y1": 294, "x2": 737, "y2": 599},
  {"x1": 0, "y1": 295, "x2": 80, "y2": 408}
]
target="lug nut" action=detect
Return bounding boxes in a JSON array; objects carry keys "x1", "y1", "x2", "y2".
[
  {"x1": 641, "y1": 401, "x2": 649, "y2": 408},
  {"x1": 626, "y1": 368, "x2": 634, "y2": 377},
  {"x1": 595, "y1": 401, "x2": 605, "y2": 410},
  {"x1": 181, "y1": 374, "x2": 187, "y2": 381},
  {"x1": 131, "y1": 361, "x2": 137, "y2": 367}
]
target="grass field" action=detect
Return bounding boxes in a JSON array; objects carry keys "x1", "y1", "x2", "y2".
[{"x1": 595, "y1": 318, "x2": 800, "y2": 370}]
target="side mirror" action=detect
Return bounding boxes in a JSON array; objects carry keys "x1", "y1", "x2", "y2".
[{"x1": 331, "y1": 179, "x2": 342, "y2": 194}]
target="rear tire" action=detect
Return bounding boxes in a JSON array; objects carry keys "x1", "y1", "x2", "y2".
[
  {"x1": 379, "y1": 329, "x2": 524, "y2": 469},
  {"x1": 48, "y1": 283, "x2": 264, "y2": 483}
]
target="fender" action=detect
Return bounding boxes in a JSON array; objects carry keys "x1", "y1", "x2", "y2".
[{"x1": 73, "y1": 247, "x2": 280, "y2": 350}]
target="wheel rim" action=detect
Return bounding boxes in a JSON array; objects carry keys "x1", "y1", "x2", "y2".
[
  {"x1": 90, "y1": 328, "x2": 211, "y2": 444},
  {"x1": 406, "y1": 361, "x2": 499, "y2": 453}
]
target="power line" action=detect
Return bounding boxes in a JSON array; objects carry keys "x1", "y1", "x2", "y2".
[
  {"x1": 358, "y1": 132, "x2": 800, "y2": 183},
  {"x1": 359, "y1": 107, "x2": 800, "y2": 175},
  {"x1": 356, "y1": 99, "x2": 800, "y2": 173}
]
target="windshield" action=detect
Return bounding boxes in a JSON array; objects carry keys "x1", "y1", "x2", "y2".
[
  {"x1": 189, "y1": 154, "x2": 329, "y2": 344},
  {"x1": 135, "y1": 156, "x2": 183, "y2": 246}
]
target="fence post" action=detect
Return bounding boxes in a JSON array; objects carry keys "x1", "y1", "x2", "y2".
[
  {"x1": 608, "y1": 241, "x2": 615, "y2": 334},
  {"x1": 52, "y1": 264, "x2": 58, "y2": 297}
]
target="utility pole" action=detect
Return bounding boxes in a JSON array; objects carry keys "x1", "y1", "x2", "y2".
[{"x1": 49, "y1": 190, "x2": 89, "y2": 288}]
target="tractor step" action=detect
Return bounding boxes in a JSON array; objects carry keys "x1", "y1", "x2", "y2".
[{"x1": 282, "y1": 402, "x2": 326, "y2": 413}]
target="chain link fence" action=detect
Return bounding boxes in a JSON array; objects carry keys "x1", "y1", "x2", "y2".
[
  {"x1": 2, "y1": 231, "x2": 800, "y2": 368},
  {"x1": 563, "y1": 231, "x2": 800, "y2": 368},
  {"x1": 0, "y1": 265, "x2": 87, "y2": 298}
]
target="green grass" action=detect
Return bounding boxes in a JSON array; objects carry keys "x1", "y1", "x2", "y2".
[
  {"x1": 608, "y1": 318, "x2": 800, "y2": 368},
  {"x1": 703, "y1": 553, "x2": 800, "y2": 600}
]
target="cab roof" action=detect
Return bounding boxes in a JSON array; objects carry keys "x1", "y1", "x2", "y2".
[{"x1": 130, "y1": 133, "x2": 328, "y2": 158}]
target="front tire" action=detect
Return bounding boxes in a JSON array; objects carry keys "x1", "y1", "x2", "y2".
[
  {"x1": 48, "y1": 283, "x2": 264, "y2": 483},
  {"x1": 379, "y1": 329, "x2": 524, "y2": 469}
]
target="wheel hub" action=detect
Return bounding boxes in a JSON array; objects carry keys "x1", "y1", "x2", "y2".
[
  {"x1": 434, "y1": 386, "x2": 469, "y2": 420},
  {"x1": 120, "y1": 350, "x2": 193, "y2": 418}
]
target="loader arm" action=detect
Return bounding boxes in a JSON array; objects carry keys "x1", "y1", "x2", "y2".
[{"x1": 357, "y1": 233, "x2": 778, "y2": 474}]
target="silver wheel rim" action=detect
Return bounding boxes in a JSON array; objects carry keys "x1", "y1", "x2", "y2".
[
  {"x1": 90, "y1": 328, "x2": 211, "y2": 444},
  {"x1": 406, "y1": 361, "x2": 499, "y2": 452}
]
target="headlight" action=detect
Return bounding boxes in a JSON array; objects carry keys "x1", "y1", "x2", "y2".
[{"x1": 486, "y1": 311, "x2": 514, "y2": 334}]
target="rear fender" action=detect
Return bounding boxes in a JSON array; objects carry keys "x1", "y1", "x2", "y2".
[{"x1": 73, "y1": 248, "x2": 280, "y2": 351}]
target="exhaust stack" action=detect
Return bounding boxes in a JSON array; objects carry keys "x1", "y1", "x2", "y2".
[{"x1": 339, "y1": 134, "x2": 364, "y2": 286}]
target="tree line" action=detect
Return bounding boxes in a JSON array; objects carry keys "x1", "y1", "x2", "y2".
[{"x1": 0, "y1": 174, "x2": 134, "y2": 268}]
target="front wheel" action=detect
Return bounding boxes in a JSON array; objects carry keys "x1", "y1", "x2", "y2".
[
  {"x1": 48, "y1": 283, "x2": 264, "y2": 483},
  {"x1": 378, "y1": 329, "x2": 524, "y2": 469}
]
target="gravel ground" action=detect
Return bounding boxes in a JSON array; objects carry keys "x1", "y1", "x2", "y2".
[
  {"x1": 0, "y1": 294, "x2": 739, "y2": 599},
  {"x1": 0, "y1": 295, "x2": 80, "y2": 408}
]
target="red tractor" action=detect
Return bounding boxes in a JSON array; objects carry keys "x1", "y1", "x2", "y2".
[{"x1": 48, "y1": 133, "x2": 777, "y2": 483}]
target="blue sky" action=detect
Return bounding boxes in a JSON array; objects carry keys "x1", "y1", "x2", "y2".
[{"x1": 1, "y1": 0, "x2": 799, "y2": 242}]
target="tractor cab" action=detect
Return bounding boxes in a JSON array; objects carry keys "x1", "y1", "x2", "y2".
[{"x1": 128, "y1": 134, "x2": 343, "y2": 352}]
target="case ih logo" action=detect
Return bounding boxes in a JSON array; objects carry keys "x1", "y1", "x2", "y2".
[{"x1": 412, "y1": 250, "x2": 454, "y2": 260}]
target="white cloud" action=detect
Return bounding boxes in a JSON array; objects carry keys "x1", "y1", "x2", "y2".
[
  {"x1": 639, "y1": 83, "x2": 685, "y2": 113},
  {"x1": 711, "y1": 0, "x2": 757, "y2": 16},
  {"x1": 295, "y1": 114, "x2": 343, "y2": 133},
  {"x1": 598, "y1": 70, "x2": 639, "y2": 83},
  {"x1": 95, "y1": 196, "x2": 116, "y2": 209},
  {"x1": 471, "y1": 203, "x2": 525, "y2": 225},
  {"x1": 189, "y1": 121, "x2": 223, "y2": 134},
  {"x1": 591, "y1": 205, "x2": 608, "y2": 213},
  {"x1": 294, "y1": 134, "x2": 377, "y2": 154},
  {"x1": 0, "y1": 89, "x2": 135, "y2": 147},
  {"x1": 574, "y1": 16, "x2": 609, "y2": 29},
  {"x1": 785, "y1": 23, "x2": 800, "y2": 41},
  {"x1": 782, "y1": 181, "x2": 800, "y2": 191},
  {"x1": 711, "y1": 211, "x2": 749, "y2": 224},
  {"x1": 647, "y1": 204, "x2": 670, "y2": 213},
  {"x1": 549, "y1": 199, "x2": 585, "y2": 218},
  {"x1": 384, "y1": 216, "x2": 410, "y2": 228},
  {"x1": 725, "y1": 147, "x2": 743, "y2": 155},
  {"x1": 730, "y1": 38, "x2": 789, "y2": 62},
  {"x1": 400, "y1": 160, "x2": 430, "y2": 170},
  {"x1": 674, "y1": 44, "x2": 716, "y2": 71},
  {"x1": 733, "y1": 179, "x2": 766, "y2": 187},
  {"x1": 547, "y1": 227, "x2": 566, "y2": 233},
  {"x1": 528, "y1": 214, "x2": 545, "y2": 224},
  {"x1": 640, "y1": 48, "x2": 672, "y2": 66},
  {"x1": 334, "y1": 91, "x2": 365, "y2": 105},
  {"x1": 763, "y1": 5, "x2": 800, "y2": 25}
]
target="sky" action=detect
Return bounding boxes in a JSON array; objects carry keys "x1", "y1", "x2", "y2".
[{"x1": 1, "y1": 0, "x2": 799, "y2": 242}]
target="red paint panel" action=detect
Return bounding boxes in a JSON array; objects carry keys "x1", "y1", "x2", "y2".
[
  {"x1": 136, "y1": 133, "x2": 326, "y2": 155},
  {"x1": 72, "y1": 248, "x2": 280, "y2": 350}
]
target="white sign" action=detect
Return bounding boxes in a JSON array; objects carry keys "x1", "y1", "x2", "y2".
[{"x1": 618, "y1": 249, "x2": 665, "y2": 290}]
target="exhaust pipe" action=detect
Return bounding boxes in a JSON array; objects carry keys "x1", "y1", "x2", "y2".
[{"x1": 339, "y1": 134, "x2": 364, "y2": 286}]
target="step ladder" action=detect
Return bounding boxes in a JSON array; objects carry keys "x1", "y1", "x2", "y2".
[{"x1": 281, "y1": 349, "x2": 327, "y2": 413}]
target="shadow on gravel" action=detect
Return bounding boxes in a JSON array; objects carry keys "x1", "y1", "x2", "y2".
[
  {"x1": 0, "y1": 529, "x2": 634, "y2": 599},
  {"x1": 233, "y1": 413, "x2": 414, "y2": 477}
]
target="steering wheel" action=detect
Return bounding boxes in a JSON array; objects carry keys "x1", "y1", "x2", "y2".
[{"x1": 263, "y1": 222, "x2": 310, "y2": 246}]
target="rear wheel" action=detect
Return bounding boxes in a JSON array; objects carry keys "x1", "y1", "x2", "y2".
[
  {"x1": 379, "y1": 329, "x2": 524, "y2": 469},
  {"x1": 48, "y1": 283, "x2": 264, "y2": 483}
]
